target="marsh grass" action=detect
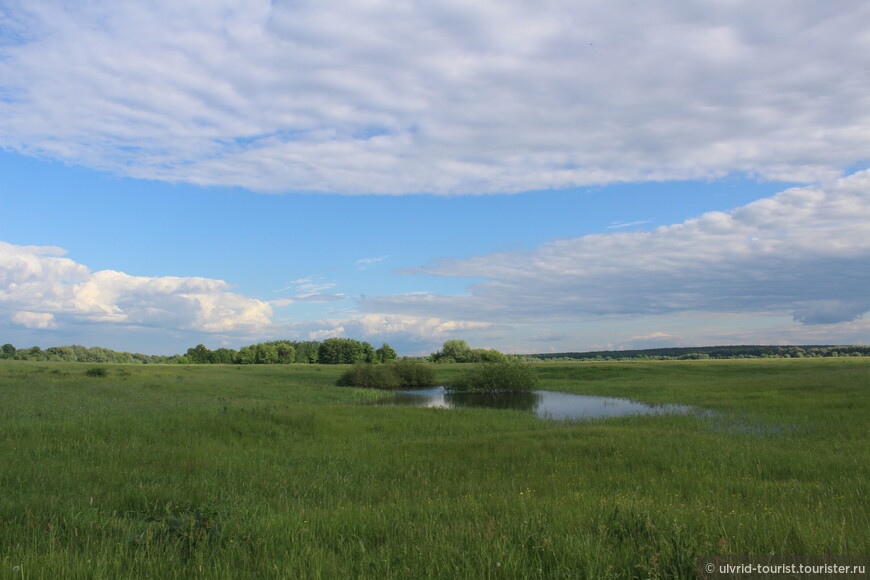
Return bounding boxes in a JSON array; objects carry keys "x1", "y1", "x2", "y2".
[{"x1": 0, "y1": 359, "x2": 867, "y2": 578}]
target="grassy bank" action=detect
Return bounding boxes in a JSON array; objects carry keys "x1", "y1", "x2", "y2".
[{"x1": 0, "y1": 359, "x2": 867, "y2": 578}]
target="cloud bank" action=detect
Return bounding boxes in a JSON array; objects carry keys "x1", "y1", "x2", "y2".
[
  {"x1": 2, "y1": 171, "x2": 868, "y2": 353},
  {"x1": 0, "y1": 242, "x2": 272, "y2": 333},
  {"x1": 363, "y1": 171, "x2": 870, "y2": 325},
  {"x1": 2, "y1": 0, "x2": 869, "y2": 194},
  {"x1": 0, "y1": 242, "x2": 491, "y2": 351}
]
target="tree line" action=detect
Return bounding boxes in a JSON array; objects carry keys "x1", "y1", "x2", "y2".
[
  {"x1": 0, "y1": 343, "x2": 179, "y2": 364},
  {"x1": 530, "y1": 345, "x2": 870, "y2": 361},
  {"x1": 181, "y1": 338, "x2": 398, "y2": 365},
  {"x1": 428, "y1": 339, "x2": 511, "y2": 363},
  {"x1": 4, "y1": 339, "x2": 868, "y2": 365}
]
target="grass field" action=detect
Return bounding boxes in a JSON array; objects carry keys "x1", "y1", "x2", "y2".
[{"x1": 0, "y1": 358, "x2": 867, "y2": 578}]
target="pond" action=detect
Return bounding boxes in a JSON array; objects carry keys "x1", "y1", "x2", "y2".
[{"x1": 373, "y1": 387, "x2": 695, "y2": 421}]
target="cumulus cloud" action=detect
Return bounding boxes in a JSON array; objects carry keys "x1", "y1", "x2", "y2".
[
  {"x1": 0, "y1": 241, "x2": 272, "y2": 333},
  {"x1": 11, "y1": 311, "x2": 56, "y2": 329},
  {"x1": 362, "y1": 171, "x2": 870, "y2": 324},
  {"x1": 289, "y1": 313, "x2": 492, "y2": 345},
  {"x1": 1, "y1": 1, "x2": 869, "y2": 193}
]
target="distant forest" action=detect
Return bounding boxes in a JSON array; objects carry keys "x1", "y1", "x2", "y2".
[
  {"x1": 0, "y1": 343, "x2": 179, "y2": 364},
  {"x1": 530, "y1": 345, "x2": 870, "y2": 361},
  {"x1": 0, "y1": 338, "x2": 397, "y2": 365},
  {"x1": 2, "y1": 341, "x2": 868, "y2": 364}
]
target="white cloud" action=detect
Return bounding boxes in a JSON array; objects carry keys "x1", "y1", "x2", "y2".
[
  {"x1": 361, "y1": 171, "x2": 870, "y2": 325},
  {"x1": 0, "y1": 241, "x2": 272, "y2": 333},
  {"x1": 355, "y1": 255, "x2": 388, "y2": 269},
  {"x1": 284, "y1": 277, "x2": 337, "y2": 295},
  {"x1": 11, "y1": 311, "x2": 56, "y2": 329},
  {"x1": 1, "y1": 1, "x2": 869, "y2": 194},
  {"x1": 282, "y1": 313, "x2": 493, "y2": 353},
  {"x1": 275, "y1": 277, "x2": 345, "y2": 302},
  {"x1": 607, "y1": 220, "x2": 650, "y2": 229}
]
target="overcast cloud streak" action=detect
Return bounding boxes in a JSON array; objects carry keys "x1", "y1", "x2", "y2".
[
  {"x1": 363, "y1": 171, "x2": 870, "y2": 324},
  {"x1": 2, "y1": 0, "x2": 869, "y2": 194}
]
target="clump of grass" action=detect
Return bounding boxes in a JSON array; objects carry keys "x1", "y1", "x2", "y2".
[
  {"x1": 130, "y1": 502, "x2": 222, "y2": 550},
  {"x1": 447, "y1": 361, "x2": 539, "y2": 393},
  {"x1": 337, "y1": 361, "x2": 437, "y2": 389},
  {"x1": 85, "y1": 367, "x2": 108, "y2": 378}
]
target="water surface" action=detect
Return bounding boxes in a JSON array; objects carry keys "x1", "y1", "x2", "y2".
[{"x1": 374, "y1": 387, "x2": 694, "y2": 420}]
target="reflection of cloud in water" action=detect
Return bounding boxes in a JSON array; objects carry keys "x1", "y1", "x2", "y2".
[{"x1": 375, "y1": 388, "x2": 695, "y2": 421}]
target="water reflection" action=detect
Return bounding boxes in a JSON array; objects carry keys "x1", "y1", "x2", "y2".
[{"x1": 374, "y1": 387, "x2": 694, "y2": 421}]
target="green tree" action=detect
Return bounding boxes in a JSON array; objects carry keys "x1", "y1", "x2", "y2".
[
  {"x1": 376, "y1": 343, "x2": 398, "y2": 364},
  {"x1": 318, "y1": 338, "x2": 375, "y2": 364},
  {"x1": 431, "y1": 339, "x2": 488, "y2": 363},
  {"x1": 211, "y1": 348, "x2": 238, "y2": 364},
  {"x1": 21, "y1": 346, "x2": 46, "y2": 361},
  {"x1": 255, "y1": 343, "x2": 279, "y2": 364},
  {"x1": 470, "y1": 348, "x2": 506, "y2": 363},
  {"x1": 186, "y1": 344, "x2": 213, "y2": 364},
  {"x1": 237, "y1": 345, "x2": 256, "y2": 364},
  {"x1": 88, "y1": 347, "x2": 114, "y2": 363},
  {"x1": 275, "y1": 342, "x2": 296, "y2": 364},
  {"x1": 1, "y1": 343, "x2": 16, "y2": 359},
  {"x1": 361, "y1": 342, "x2": 376, "y2": 364},
  {"x1": 293, "y1": 341, "x2": 320, "y2": 364},
  {"x1": 45, "y1": 346, "x2": 77, "y2": 362}
]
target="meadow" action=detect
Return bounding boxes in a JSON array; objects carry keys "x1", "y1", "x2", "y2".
[{"x1": 0, "y1": 358, "x2": 867, "y2": 578}]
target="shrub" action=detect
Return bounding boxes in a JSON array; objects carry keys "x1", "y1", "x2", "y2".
[
  {"x1": 337, "y1": 364, "x2": 400, "y2": 389},
  {"x1": 337, "y1": 361, "x2": 437, "y2": 389},
  {"x1": 85, "y1": 367, "x2": 108, "y2": 378},
  {"x1": 390, "y1": 360, "x2": 437, "y2": 387},
  {"x1": 447, "y1": 361, "x2": 538, "y2": 393},
  {"x1": 130, "y1": 501, "x2": 222, "y2": 550}
]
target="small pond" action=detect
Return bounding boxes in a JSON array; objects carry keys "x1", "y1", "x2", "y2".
[{"x1": 373, "y1": 387, "x2": 695, "y2": 421}]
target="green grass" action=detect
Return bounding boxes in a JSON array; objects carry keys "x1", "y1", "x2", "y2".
[{"x1": 0, "y1": 359, "x2": 867, "y2": 578}]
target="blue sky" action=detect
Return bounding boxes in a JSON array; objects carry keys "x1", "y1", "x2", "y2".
[{"x1": 1, "y1": 1, "x2": 869, "y2": 355}]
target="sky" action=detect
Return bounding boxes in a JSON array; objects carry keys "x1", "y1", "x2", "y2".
[{"x1": 1, "y1": 0, "x2": 869, "y2": 356}]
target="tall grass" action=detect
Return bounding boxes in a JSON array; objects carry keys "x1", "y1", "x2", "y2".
[{"x1": 0, "y1": 359, "x2": 867, "y2": 578}]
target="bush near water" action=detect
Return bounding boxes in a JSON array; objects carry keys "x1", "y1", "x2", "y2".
[
  {"x1": 447, "y1": 361, "x2": 539, "y2": 393},
  {"x1": 336, "y1": 360, "x2": 437, "y2": 389}
]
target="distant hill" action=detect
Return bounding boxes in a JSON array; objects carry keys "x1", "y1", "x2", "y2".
[{"x1": 530, "y1": 345, "x2": 870, "y2": 361}]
